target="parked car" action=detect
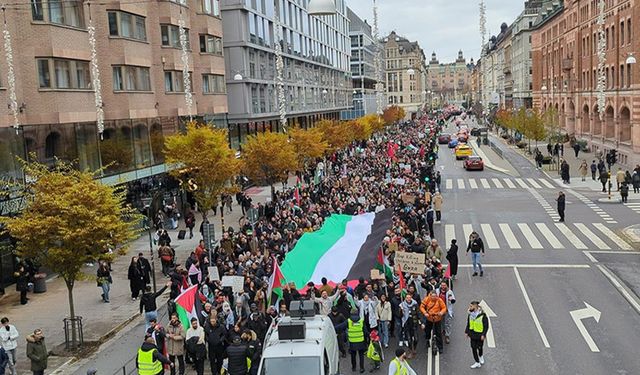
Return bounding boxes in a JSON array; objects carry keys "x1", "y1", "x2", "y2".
[
  {"x1": 470, "y1": 127, "x2": 488, "y2": 136},
  {"x1": 448, "y1": 139, "x2": 459, "y2": 148},
  {"x1": 438, "y1": 134, "x2": 451, "y2": 144},
  {"x1": 463, "y1": 155, "x2": 484, "y2": 170},
  {"x1": 455, "y1": 144, "x2": 473, "y2": 160}
]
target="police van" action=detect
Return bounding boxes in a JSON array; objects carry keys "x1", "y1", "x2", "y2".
[{"x1": 257, "y1": 301, "x2": 340, "y2": 375}]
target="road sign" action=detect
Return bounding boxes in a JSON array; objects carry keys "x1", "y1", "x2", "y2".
[
  {"x1": 203, "y1": 223, "x2": 215, "y2": 250},
  {"x1": 479, "y1": 300, "x2": 497, "y2": 348},
  {"x1": 570, "y1": 302, "x2": 601, "y2": 352}
]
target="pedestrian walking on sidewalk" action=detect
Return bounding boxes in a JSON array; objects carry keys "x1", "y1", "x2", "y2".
[
  {"x1": 573, "y1": 143, "x2": 581, "y2": 158},
  {"x1": 616, "y1": 168, "x2": 626, "y2": 190},
  {"x1": 560, "y1": 160, "x2": 570, "y2": 184},
  {"x1": 599, "y1": 170, "x2": 610, "y2": 192},
  {"x1": 0, "y1": 317, "x2": 18, "y2": 375},
  {"x1": 0, "y1": 347, "x2": 9, "y2": 375},
  {"x1": 632, "y1": 170, "x2": 640, "y2": 193},
  {"x1": 620, "y1": 182, "x2": 629, "y2": 203},
  {"x1": 556, "y1": 191, "x2": 566, "y2": 222},
  {"x1": 534, "y1": 151, "x2": 543, "y2": 170},
  {"x1": 579, "y1": 160, "x2": 588, "y2": 182},
  {"x1": 26, "y1": 329, "x2": 47, "y2": 375},
  {"x1": 590, "y1": 160, "x2": 597, "y2": 180},
  {"x1": 128, "y1": 256, "x2": 145, "y2": 300},
  {"x1": 96, "y1": 262, "x2": 113, "y2": 303},
  {"x1": 14, "y1": 265, "x2": 30, "y2": 305},
  {"x1": 466, "y1": 232, "x2": 484, "y2": 277},
  {"x1": 140, "y1": 282, "x2": 170, "y2": 330},
  {"x1": 465, "y1": 301, "x2": 489, "y2": 369}
]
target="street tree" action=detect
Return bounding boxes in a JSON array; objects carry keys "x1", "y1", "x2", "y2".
[
  {"x1": 350, "y1": 118, "x2": 373, "y2": 141},
  {"x1": 495, "y1": 108, "x2": 514, "y2": 134},
  {"x1": 526, "y1": 108, "x2": 547, "y2": 150},
  {"x1": 289, "y1": 127, "x2": 328, "y2": 169},
  {"x1": 382, "y1": 105, "x2": 406, "y2": 125},
  {"x1": 0, "y1": 160, "x2": 140, "y2": 346},
  {"x1": 543, "y1": 107, "x2": 561, "y2": 143},
  {"x1": 164, "y1": 121, "x2": 241, "y2": 220},
  {"x1": 241, "y1": 131, "x2": 298, "y2": 199},
  {"x1": 317, "y1": 119, "x2": 353, "y2": 154},
  {"x1": 359, "y1": 114, "x2": 385, "y2": 133}
]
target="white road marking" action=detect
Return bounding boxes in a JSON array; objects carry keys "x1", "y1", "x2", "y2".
[
  {"x1": 555, "y1": 223, "x2": 587, "y2": 249},
  {"x1": 480, "y1": 178, "x2": 490, "y2": 188},
  {"x1": 469, "y1": 178, "x2": 478, "y2": 189},
  {"x1": 459, "y1": 264, "x2": 590, "y2": 268},
  {"x1": 445, "y1": 224, "x2": 456, "y2": 247},
  {"x1": 582, "y1": 251, "x2": 598, "y2": 263},
  {"x1": 526, "y1": 178, "x2": 542, "y2": 189},
  {"x1": 492, "y1": 178, "x2": 504, "y2": 188},
  {"x1": 457, "y1": 178, "x2": 465, "y2": 189},
  {"x1": 427, "y1": 341, "x2": 433, "y2": 375},
  {"x1": 517, "y1": 223, "x2": 543, "y2": 249},
  {"x1": 535, "y1": 223, "x2": 564, "y2": 249},
  {"x1": 481, "y1": 224, "x2": 499, "y2": 249},
  {"x1": 503, "y1": 178, "x2": 516, "y2": 188},
  {"x1": 514, "y1": 267, "x2": 551, "y2": 348},
  {"x1": 446, "y1": 179, "x2": 453, "y2": 189},
  {"x1": 463, "y1": 224, "x2": 473, "y2": 242},
  {"x1": 515, "y1": 178, "x2": 528, "y2": 188},
  {"x1": 593, "y1": 223, "x2": 632, "y2": 250},
  {"x1": 597, "y1": 264, "x2": 640, "y2": 314},
  {"x1": 570, "y1": 302, "x2": 601, "y2": 352},
  {"x1": 574, "y1": 223, "x2": 610, "y2": 250},
  {"x1": 499, "y1": 223, "x2": 521, "y2": 249},
  {"x1": 479, "y1": 300, "x2": 497, "y2": 348},
  {"x1": 539, "y1": 179, "x2": 555, "y2": 188}
]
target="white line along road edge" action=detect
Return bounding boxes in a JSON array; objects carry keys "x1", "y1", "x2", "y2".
[
  {"x1": 514, "y1": 267, "x2": 551, "y2": 348},
  {"x1": 479, "y1": 300, "x2": 497, "y2": 348}
]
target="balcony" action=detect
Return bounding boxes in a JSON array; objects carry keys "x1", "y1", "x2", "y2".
[{"x1": 562, "y1": 58, "x2": 573, "y2": 71}]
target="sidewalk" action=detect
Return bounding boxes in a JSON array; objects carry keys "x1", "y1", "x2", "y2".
[
  {"x1": 0, "y1": 179, "x2": 290, "y2": 374},
  {"x1": 468, "y1": 136, "x2": 517, "y2": 176}
]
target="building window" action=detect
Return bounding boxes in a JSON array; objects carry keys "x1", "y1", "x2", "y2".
[
  {"x1": 32, "y1": 0, "x2": 85, "y2": 28},
  {"x1": 37, "y1": 58, "x2": 91, "y2": 89},
  {"x1": 112, "y1": 65, "x2": 151, "y2": 91},
  {"x1": 201, "y1": 0, "x2": 220, "y2": 16},
  {"x1": 202, "y1": 74, "x2": 225, "y2": 94},
  {"x1": 164, "y1": 70, "x2": 187, "y2": 92},
  {"x1": 161, "y1": 24, "x2": 190, "y2": 49},
  {"x1": 199, "y1": 34, "x2": 223, "y2": 54},
  {"x1": 108, "y1": 11, "x2": 146, "y2": 41}
]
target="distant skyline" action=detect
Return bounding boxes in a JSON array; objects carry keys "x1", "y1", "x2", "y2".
[{"x1": 346, "y1": 0, "x2": 525, "y2": 63}]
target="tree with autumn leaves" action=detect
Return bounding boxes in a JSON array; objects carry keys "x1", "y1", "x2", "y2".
[
  {"x1": 0, "y1": 160, "x2": 140, "y2": 343},
  {"x1": 382, "y1": 105, "x2": 406, "y2": 125},
  {"x1": 289, "y1": 127, "x2": 328, "y2": 169},
  {"x1": 164, "y1": 122, "x2": 241, "y2": 220},
  {"x1": 241, "y1": 131, "x2": 298, "y2": 199}
]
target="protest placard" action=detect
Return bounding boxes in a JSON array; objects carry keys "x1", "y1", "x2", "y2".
[
  {"x1": 221, "y1": 276, "x2": 244, "y2": 293},
  {"x1": 395, "y1": 252, "x2": 425, "y2": 274}
]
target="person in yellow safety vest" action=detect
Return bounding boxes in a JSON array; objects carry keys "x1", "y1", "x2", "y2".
[
  {"x1": 387, "y1": 349, "x2": 416, "y2": 375},
  {"x1": 465, "y1": 301, "x2": 489, "y2": 369},
  {"x1": 137, "y1": 336, "x2": 173, "y2": 375},
  {"x1": 366, "y1": 330, "x2": 383, "y2": 371},
  {"x1": 347, "y1": 309, "x2": 367, "y2": 373}
]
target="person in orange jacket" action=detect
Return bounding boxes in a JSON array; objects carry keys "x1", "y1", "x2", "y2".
[{"x1": 419, "y1": 289, "x2": 447, "y2": 354}]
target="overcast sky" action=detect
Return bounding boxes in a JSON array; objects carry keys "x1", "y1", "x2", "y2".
[{"x1": 346, "y1": 0, "x2": 525, "y2": 63}]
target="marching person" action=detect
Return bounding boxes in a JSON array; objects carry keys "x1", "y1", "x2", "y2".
[
  {"x1": 419, "y1": 290, "x2": 446, "y2": 355},
  {"x1": 140, "y1": 282, "x2": 171, "y2": 330},
  {"x1": 438, "y1": 282, "x2": 455, "y2": 344},
  {"x1": 465, "y1": 301, "x2": 489, "y2": 369},
  {"x1": 556, "y1": 191, "x2": 566, "y2": 222},
  {"x1": 387, "y1": 349, "x2": 416, "y2": 375},
  {"x1": 366, "y1": 330, "x2": 383, "y2": 372},
  {"x1": 0, "y1": 317, "x2": 18, "y2": 375},
  {"x1": 166, "y1": 314, "x2": 185, "y2": 375},
  {"x1": 466, "y1": 232, "x2": 485, "y2": 277},
  {"x1": 446, "y1": 239, "x2": 458, "y2": 280},
  {"x1": 432, "y1": 192, "x2": 443, "y2": 222}
]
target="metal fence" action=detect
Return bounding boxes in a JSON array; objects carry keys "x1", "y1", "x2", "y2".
[{"x1": 488, "y1": 140, "x2": 504, "y2": 159}]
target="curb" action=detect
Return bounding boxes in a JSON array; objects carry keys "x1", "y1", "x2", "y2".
[
  {"x1": 623, "y1": 227, "x2": 640, "y2": 243},
  {"x1": 468, "y1": 140, "x2": 511, "y2": 174}
]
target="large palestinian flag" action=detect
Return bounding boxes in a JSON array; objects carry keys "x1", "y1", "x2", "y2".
[
  {"x1": 280, "y1": 209, "x2": 393, "y2": 288},
  {"x1": 174, "y1": 285, "x2": 202, "y2": 329}
]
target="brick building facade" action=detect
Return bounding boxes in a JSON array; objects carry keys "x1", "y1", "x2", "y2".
[{"x1": 531, "y1": 0, "x2": 640, "y2": 167}]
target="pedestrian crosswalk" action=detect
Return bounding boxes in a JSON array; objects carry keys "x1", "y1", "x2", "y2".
[
  {"x1": 443, "y1": 177, "x2": 555, "y2": 191},
  {"x1": 624, "y1": 202, "x2": 640, "y2": 215},
  {"x1": 440, "y1": 222, "x2": 631, "y2": 251},
  {"x1": 566, "y1": 190, "x2": 617, "y2": 224}
]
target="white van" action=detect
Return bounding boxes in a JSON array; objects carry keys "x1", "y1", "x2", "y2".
[{"x1": 258, "y1": 302, "x2": 340, "y2": 375}]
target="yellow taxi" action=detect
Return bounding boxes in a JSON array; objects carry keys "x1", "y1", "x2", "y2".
[{"x1": 455, "y1": 144, "x2": 473, "y2": 160}]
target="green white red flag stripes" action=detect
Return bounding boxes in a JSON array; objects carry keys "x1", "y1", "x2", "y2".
[
  {"x1": 279, "y1": 209, "x2": 392, "y2": 288},
  {"x1": 375, "y1": 246, "x2": 394, "y2": 281},
  {"x1": 267, "y1": 256, "x2": 286, "y2": 306},
  {"x1": 174, "y1": 285, "x2": 202, "y2": 330}
]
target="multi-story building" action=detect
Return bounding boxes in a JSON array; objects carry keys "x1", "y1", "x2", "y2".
[
  {"x1": 0, "y1": 0, "x2": 228, "y2": 288},
  {"x1": 482, "y1": 22, "x2": 513, "y2": 109},
  {"x1": 382, "y1": 31, "x2": 426, "y2": 116},
  {"x1": 348, "y1": 7, "x2": 377, "y2": 117},
  {"x1": 222, "y1": 0, "x2": 352, "y2": 146},
  {"x1": 511, "y1": 1, "x2": 543, "y2": 108},
  {"x1": 531, "y1": 0, "x2": 640, "y2": 167},
  {"x1": 471, "y1": 59, "x2": 482, "y2": 105},
  {"x1": 425, "y1": 50, "x2": 473, "y2": 107}
]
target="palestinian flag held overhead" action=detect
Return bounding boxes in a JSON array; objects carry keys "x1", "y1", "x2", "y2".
[
  {"x1": 280, "y1": 209, "x2": 393, "y2": 288},
  {"x1": 267, "y1": 257, "x2": 286, "y2": 306},
  {"x1": 174, "y1": 285, "x2": 203, "y2": 330},
  {"x1": 375, "y1": 247, "x2": 394, "y2": 281}
]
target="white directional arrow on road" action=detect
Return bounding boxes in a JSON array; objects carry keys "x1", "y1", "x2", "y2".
[
  {"x1": 479, "y1": 300, "x2": 497, "y2": 348},
  {"x1": 570, "y1": 302, "x2": 602, "y2": 352}
]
